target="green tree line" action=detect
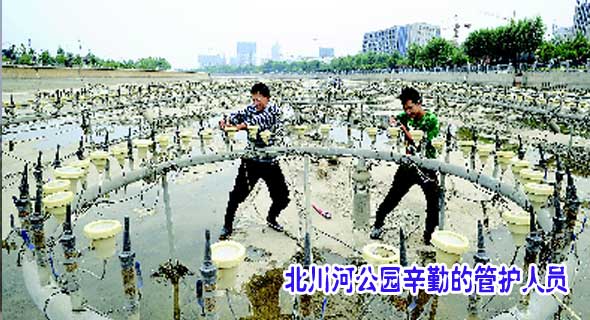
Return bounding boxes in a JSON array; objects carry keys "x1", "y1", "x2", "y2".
[
  {"x1": 202, "y1": 16, "x2": 589, "y2": 73},
  {"x1": 2, "y1": 44, "x2": 171, "y2": 70},
  {"x1": 535, "y1": 33, "x2": 590, "y2": 65}
]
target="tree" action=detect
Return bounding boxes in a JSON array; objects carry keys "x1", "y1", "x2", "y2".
[
  {"x1": 464, "y1": 29, "x2": 494, "y2": 64},
  {"x1": 17, "y1": 53, "x2": 34, "y2": 65},
  {"x1": 84, "y1": 52, "x2": 99, "y2": 66},
  {"x1": 387, "y1": 51, "x2": 403, "y2": 69},
  {"x1": 509, "y1": 17, "x2": 544, "y2": 65},
  {"x1": 2, "y1": 43, "x2": 177, "y2": 70},
  {"x1": 100, "y1": 59, "x2": 121, "y2": 69},
  {"x1": 535, "y1": 32, "x2": 589, "y2": 66},
  {"x1": 452, "y1": 48, "x2": 469, "y2": 66},
  {"x1": 135, "y1": 57, "x2": 171, "y2": 70},
  {"x1": 464, "y1": 17, "x2": 545, "y2": 67},
  {"x1": 27, "y1": 46, "x2": 37, "y2": 65},
  {"x1": 536, "y1": 41, "x2": 556, "y2": 64},
  {"x1": 55, "y1": 46, "x2": 66, "y2": 66},
  {"x1": 405, "y1": 43, "x2": 424, "y2": 68},
  {"x1": 568, "y1": 32, "x2": 590, "y2": 64},
  {"x1": 65, "y1": 52, "x2": 74, "y2": 67},
  {"x1": 73, "y1": 54, "x2": 83, "y2": 66},
  {"x1": 421, "y1": 38, "x2": 456, "y2": 68},
  {"x1": 2, "y1": 44, "x2": 18, "y2": 61},
  {"x1": 155, "y1": 57, "x2": 171, "y2": 70},
  {"x1": 40, "y1": 50, "x2": 55, "y2": 66}
]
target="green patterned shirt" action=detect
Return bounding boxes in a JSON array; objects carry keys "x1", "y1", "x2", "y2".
[{"x1": 396, "y1": 110, "x2": 439, "y2": 158}]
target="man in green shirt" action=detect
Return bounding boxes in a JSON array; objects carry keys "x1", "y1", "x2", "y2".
[{"x1": 371, "y1": 87, "x2": 440, "y2": 244}]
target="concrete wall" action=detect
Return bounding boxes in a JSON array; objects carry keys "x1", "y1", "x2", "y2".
[
  {"x1": 388, "y1": 72, "x2": 590, "y2": 88},
  {"x1": 390, "y1": 72, "x2": 511, "y2": 85},
  {"x1": 2, "y1": 66, "x2": 210, "y2": 80},
  {"x1": 216, "y1": 72, "x2": 590, "y2": 88},
  {"x1": 6, "y1": 66, "x2": 588, "y2": 88}
]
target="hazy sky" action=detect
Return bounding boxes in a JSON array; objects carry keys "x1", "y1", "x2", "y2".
[{"x1": 2, "y1": 0, "x2": 577, "y2": 69}]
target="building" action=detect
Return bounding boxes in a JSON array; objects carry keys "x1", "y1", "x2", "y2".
[
  {"x1": 362, "y1": 23, "x2": 440, "y2": 56},
  {"x1": 552, "y1": 25, "x2": 574, "y2": 40},
  {"x1": 555, "y1": 0, "x2": 590, "y2": 41},
  {"x1": 362, "y1": 26, "x2": 408, "y2": 55},
  {"x1": 407, "y1": 23, "x2": 441, "y2": 47},
  {"x1": 236, "y1": 42, "x2": 257, "y2": 66},
  {"x1": 319, "y1": 47, "x2": 335, "y2": 58},
  {"x1": 573, "y1": 0, "x2": 590, "y2": 39},
  {"x1": 198, "y1": 54, "x2": 225, "y2": 68},
  {"x1": 271, "y1": 43, "x2": 281, "y2": 61}
]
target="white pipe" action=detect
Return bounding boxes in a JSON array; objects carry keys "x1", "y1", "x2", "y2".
[
  {"x1": 490, "y1": 248, "x2": 580, "y2": 319},
  {"x1": 72, "y1": 147, "x2": 531, "y2": 215},
  {"x1": 21, "y1": 256, "x2": 109, "y2": 320}
]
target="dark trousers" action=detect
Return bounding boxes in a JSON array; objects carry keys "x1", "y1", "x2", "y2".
[
  {"x1": 224, "y1": 158, "x2": 290, "y2": 229},
  {"x1": 374, "y1": 164, "x2": 440, "y2": 239}
]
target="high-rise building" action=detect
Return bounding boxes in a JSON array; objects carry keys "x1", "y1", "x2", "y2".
[
  {"x1": 362, "y1": 23, "x2": 440, "y2": 56},
  {"x1": 198, "y1": 54, "x2": 225, "y2": 68},
  {"x1": 236, "y1": 42, "x2": 257, "y2": 66},
  {"x1": 573, "y1": 0, "x2": 590, "y2": 39},
  {"x1": 362, "y1": 26, "x2": 408, "y2": 55},
  {"x1": 552, "y1": 24, "x2": 574, "y2": 40},
  {"x1": 271, "y1": 43, "x2": 281, "y2": 61},
  {"x1": 319, "y1": 47, "x2": 335, "y2": 58},
  {"x1": 407, "y1": 23, "x2": 441, "y2": 47}
]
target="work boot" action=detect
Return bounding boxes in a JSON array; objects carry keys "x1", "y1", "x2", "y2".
[
  {"x1": 370, "y1": 226, "x2": 383, "y2": 240},
  {"x1": 266, "y1": 217, "x2": 284, "y2": 232},
  {"x1": 219, "y1": 226, "x2": 233, "y2": 240}
]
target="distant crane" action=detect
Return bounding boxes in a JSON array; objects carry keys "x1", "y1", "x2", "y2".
[
  {"x1": 440, "y1": 14, "x2": 473, "y2": 43},
  {"x1": 480, "y1": 10, "x2": 516, "y2": 23},
  {"x1": 453, "y1": 15, "x2": 473, "y2": 43},
  {"x1": 439, "y1": 10, "x2": 518, "y2": 44},
  {"x1": 441, "y1": 11, "x2": 515, "y2": 42}
]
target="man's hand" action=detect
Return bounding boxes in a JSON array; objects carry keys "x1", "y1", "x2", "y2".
[
  {"x1": 399, "y1": 123, "x2": 414, "y2": 143},
  {"x1": 236, "y1": 123, "x2": 247, "y2": 130},
  {"x1": 219, "y1": 119, "x2": 227, "y2": 130},
  {"x1": 389, "y1": 116, "x2": 398, "y2": 126}
]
